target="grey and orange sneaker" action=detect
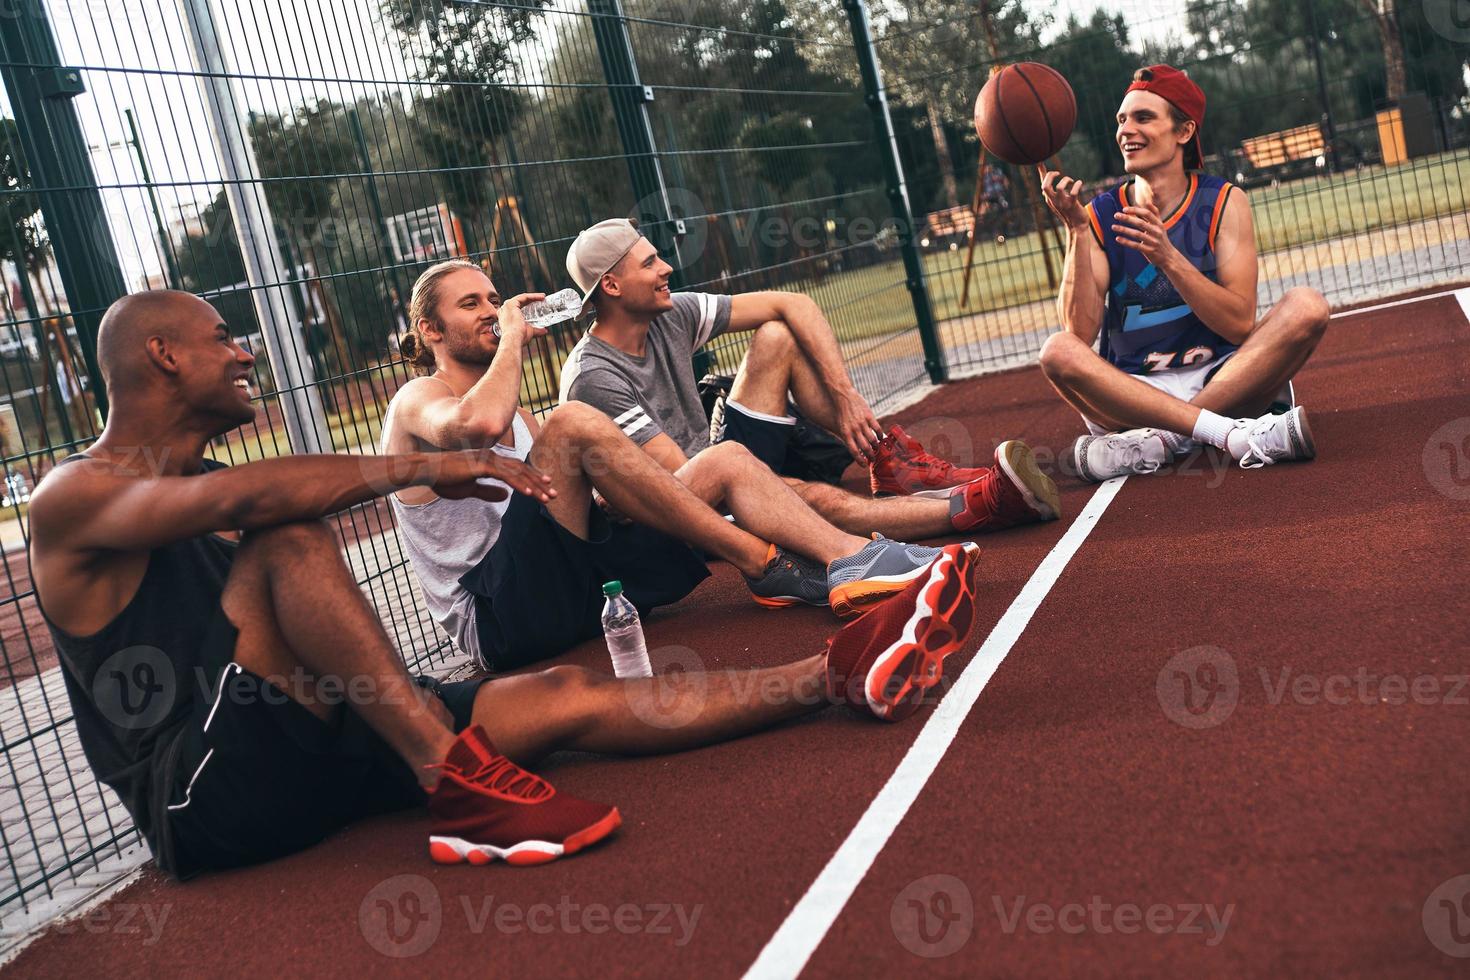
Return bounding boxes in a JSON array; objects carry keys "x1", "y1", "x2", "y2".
[
  {"x1": 747, "y1": 543, "x2": 830, "y2": 608},
  {"x1": 826, "y1": 534, "x2": 946, "y2": 618}
]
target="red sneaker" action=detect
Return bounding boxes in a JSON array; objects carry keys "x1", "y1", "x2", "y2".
[
  {"x1": 426, "y1": 725, "x2": 621, "y2": 866},
  {"x1": 951, "y1": 441, "x2": 1060, "y2": 533},
  {"x1": 869, "y1": 424, "x2": 991, "y2": 497},
  {"x1": 825, "y1": 543, "x2": 979, "y2": 721}
]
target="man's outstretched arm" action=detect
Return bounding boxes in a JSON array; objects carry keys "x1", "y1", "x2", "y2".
[{"x1": 29, "y1": 449, "x2": 552, "y2": 556}]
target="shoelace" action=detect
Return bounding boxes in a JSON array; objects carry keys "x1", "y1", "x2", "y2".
[
  {"x1": 1103, "y1": 435, "x2": 1162, "y2": 475},
  {"x1": 1238, "y1": 417, "x2": 1275, "y2": 469},
  {"x1": 886, "y1": 434, "x2": 957, "y2": 479},
  {"x1": 432, "y1": 753, "x2": 554, "y2": 802}
]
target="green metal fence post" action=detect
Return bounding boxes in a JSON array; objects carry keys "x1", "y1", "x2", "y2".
[
  {"x1": 0, "y1": 2, "x2": 130, "y2": 419},
  {"x1": 843, "y1": 0, "x2": 948, "y2": 385},
  {"x1": 586, "y1": 0, "x2": 687, "y2": 280}
]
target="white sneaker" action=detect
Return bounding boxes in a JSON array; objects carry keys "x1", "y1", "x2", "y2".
[
  {"x1": 1236, "y1": 406, "x2": 1316, "y2": 469},
  {"x1": 1072, "y1": 428, "x2": 1170, "y2": 483}
]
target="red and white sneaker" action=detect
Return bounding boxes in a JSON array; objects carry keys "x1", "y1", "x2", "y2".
[
  {"x1": 951, "y1": 441, "x2": 1060, "y2": 532},
  {"x1": 426, "y1": 725, "x2": 621, "y2": 866},
  {"x1": 825, "y1": 542, "x2": 979, "y2": 721},
  {"x1": 869, "y1": 424, "x2": 990, "y2": 497}
]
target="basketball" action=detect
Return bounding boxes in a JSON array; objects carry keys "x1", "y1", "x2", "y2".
[{"x1": 973, "y1": 63, "x2": 1077, "y2": 165}]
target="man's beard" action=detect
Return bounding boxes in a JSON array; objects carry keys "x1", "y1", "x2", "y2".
[{"x1": 443, "y1": 324, "x2": 495, "y2": 367}]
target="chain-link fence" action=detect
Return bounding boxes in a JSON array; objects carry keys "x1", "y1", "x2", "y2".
[
  {"x1": 863, "y1": 0, "x2": 1470, "y2": 377},
  {"x1": 0, "y1": 0, "x2": 1465, "y2": 928}
]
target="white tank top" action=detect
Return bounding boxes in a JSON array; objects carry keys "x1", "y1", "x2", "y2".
[{"x1": 390, "y1": 413, "x2": 532, "y2": 662}]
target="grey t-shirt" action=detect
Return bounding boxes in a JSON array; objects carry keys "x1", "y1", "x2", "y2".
[{"x1": 558, "y1": 292, "x2": 732, "y2": 457}]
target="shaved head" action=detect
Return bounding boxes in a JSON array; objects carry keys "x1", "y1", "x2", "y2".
[{"x1": 96, "y1": 290, "x2": 219, "y2": 397}]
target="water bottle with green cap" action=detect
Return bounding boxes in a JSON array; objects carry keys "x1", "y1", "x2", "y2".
[{"x1": 600, "y1": 581, "x2": 651, "y2": 678}]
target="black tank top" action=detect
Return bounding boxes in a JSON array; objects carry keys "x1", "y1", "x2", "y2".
[{"x1": 37, "y1": 455, "x2": 235, "y2": 873}]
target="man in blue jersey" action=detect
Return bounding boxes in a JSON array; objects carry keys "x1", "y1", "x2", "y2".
[{"x1": 1038, "y1": 65, "x2": 1329, "y2": 481}]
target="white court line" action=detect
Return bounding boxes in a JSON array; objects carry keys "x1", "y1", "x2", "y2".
[
  {"x1": 1454, "y1": 288, "x2": 1470, "y2": 326},
  {"x1": 1330, "y1": 285, "x2": 1468, "y2": 319},
  {"x1": 743, "y1": 477, "x2": 1129, "y2": 980}
]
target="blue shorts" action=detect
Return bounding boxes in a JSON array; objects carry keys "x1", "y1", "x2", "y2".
[{"x1": 714, "y1": 398, "x2": 797, "y2": 471}]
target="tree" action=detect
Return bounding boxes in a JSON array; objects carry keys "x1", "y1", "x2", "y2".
[
  {"x1": 1046, "y1": 12, "x2": 1141, "y2": 180},
  {"x1": 0, "y1": 118, "x2": 45, "y2": 272},
  {"x1": 1360, "y1": 0, "x2": 1407, "y2": 101},
  {"x1": 382, "y1": 0, "x2": 554, "y2": 263},
  {"x1": 249, "y1": 102, "x2": 360, "y2": 374}
]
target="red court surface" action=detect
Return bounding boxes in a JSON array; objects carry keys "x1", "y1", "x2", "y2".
[{"x1": 9, "y1": 291, "x2": 1470, "y2": 976}]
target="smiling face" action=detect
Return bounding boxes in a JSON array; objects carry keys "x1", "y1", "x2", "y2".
[
  {"x1": 420, "y1": 266, "x2": 503, "y2": 368},
  {"x1": 1116, "y1": 90, "x2": 1195, "y2": 175},
  {"x1": 601, "y1": 238, "x2": 673, "y2": 317},
  {"x1": 170, "y1": 295, "x2": 258, "y2": 429}
]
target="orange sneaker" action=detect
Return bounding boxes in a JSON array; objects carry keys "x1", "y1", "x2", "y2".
[
  {"x1": 825, "y1": 543, "x2": 979, "y2": 721},
  {"x1": 426, "y1": 725, "x2": 621, "y2": 866}
]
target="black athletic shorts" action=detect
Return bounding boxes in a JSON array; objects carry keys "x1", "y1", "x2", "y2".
[
  {"x1": 160, "y1": 606, "x2": 490, "y2": 879},
  {"x1": 714, "y1": 399, "x2": 796, "y2": 472},
  {"x1": 461, "y1": 494, "x2": 710, "y2": 671}
]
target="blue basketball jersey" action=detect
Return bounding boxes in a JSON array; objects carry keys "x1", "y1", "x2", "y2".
[{"x1": 1085, "y1": 173, "x2": 1238, "y2": 374}]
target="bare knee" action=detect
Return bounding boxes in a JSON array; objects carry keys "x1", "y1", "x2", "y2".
[
  {"x1": 746, "y1": 320, "x2": 797, "y2": 366},
  {"x1": 238, "y1": 519, "x2": 336, "y2": 560},
  {"x1": 1039, "y1": 331, "x2": 1093, "y2": 383},
  {"x1": 542, "y1": 400, "x2": 619, "y2": 445},
  {"x1": 1280, "y1": 287, "x2": 1330, "y2": 344},
  {"x1": 704, "y1": 438, "x2": 761, "y2": 476}
]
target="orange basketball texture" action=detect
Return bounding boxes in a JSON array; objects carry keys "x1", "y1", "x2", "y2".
[{"x1": 973, "y1": 63, "x2": 1078, "y2": 165}]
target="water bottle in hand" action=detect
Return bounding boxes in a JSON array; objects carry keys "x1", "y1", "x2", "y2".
[
  {"x1": 493, "y1": 288, "x2": 583, "y2": 337},
  {"x1": 601, "y1": 581, "x2": 652, "y2": 678},
  {"x1": 519, "y1": 288, "x2": 584, "y2": 328}
]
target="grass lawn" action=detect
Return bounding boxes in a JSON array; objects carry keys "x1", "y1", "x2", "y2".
[{"x1": 778, "y1": 147, "x2": 1470, "y2": 346}]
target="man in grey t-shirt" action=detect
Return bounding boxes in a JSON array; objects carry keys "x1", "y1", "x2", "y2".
[{"x1": 559, "y1": 219, "x2": 1061, "y2": 544}]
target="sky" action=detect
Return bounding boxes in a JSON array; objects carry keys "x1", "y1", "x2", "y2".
[{"x1": 16, "y1": 0, "x2": 1194, "y2": 288}]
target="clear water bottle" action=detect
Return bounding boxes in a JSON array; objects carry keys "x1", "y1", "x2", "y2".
[
  {"x1": 601, "y1": 580, "x2": 652, "y2": 678},
  {"x1": 493, "y1": 288, "x2": 583, "y2": 337}
]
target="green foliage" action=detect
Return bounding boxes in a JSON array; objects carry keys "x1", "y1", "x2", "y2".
[{"x1": 0, "y1": 118, "x2": 46, "y2": 268}]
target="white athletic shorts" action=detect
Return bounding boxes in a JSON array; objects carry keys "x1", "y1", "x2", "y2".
[{"x1": 1082, "y1": 352, "x2": 1294, "y2": 435}]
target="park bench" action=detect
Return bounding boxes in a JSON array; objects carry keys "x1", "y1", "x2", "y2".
[
  {"x1": 919, "y1": 204, "x2": 976, "y2": 249},
  {"x1": 1235, "y1": 123, "x2": 1325, "y2": 185}
]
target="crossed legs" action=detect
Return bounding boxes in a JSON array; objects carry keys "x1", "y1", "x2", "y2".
[
  {"x1": 223, "y1": 519, "x2": 831, "y2": 781},
  {"x1": 1038, "y1": 286, "x2": 1330, "y2": 435}
]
